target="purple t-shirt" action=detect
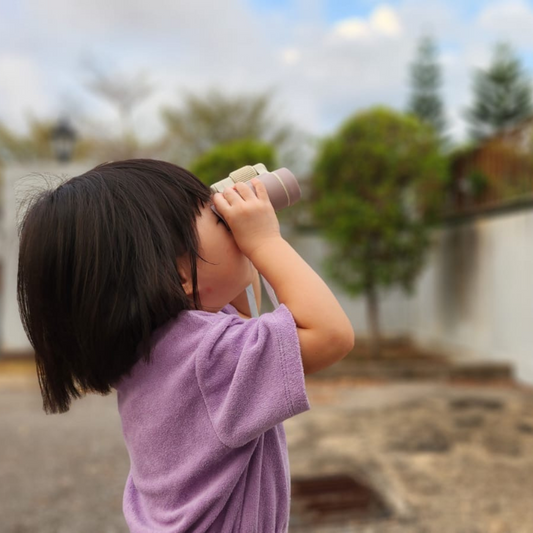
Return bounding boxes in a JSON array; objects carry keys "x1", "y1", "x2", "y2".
[{"x1": 115, "y1": 302, "x2": 311, "y2": 532}]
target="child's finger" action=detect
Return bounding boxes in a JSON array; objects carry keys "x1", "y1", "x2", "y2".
[
  {"x1": 250, "y1": 178, "x2": 269, "y2": 202},
  {"x1": 234, "y1": 181, "x2": 255, "y2": 201},
  {"x1": 221, "y1": 186, "x2": 240, "y2": 206},
  {"x1": 212, "y1": 191, "x2": 230, "y2": 211}
]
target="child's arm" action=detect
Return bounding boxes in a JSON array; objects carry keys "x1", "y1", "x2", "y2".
[
  {"x1": 213, "y1": 178, "x2": 354, "y2": 375},
  {"x1": 248, "y1": 238, "x2": 354, "y2": 375},
  {"x1": 229, "y1": 265, "x2": 262, "y2": 319}
]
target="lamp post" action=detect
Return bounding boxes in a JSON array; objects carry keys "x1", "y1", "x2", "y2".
[{"x1": 50, "y1": 118, "x2": 77, "y2": 163}]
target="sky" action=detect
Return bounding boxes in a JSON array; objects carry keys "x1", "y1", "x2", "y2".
[{"x1": 1, "y1": 0, "x2": 533, "y2": 145}]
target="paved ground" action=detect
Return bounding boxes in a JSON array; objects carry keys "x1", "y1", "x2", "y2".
[
  {"x1": 2, "y1": 363, "x2": 533, "y2": 532},
  {"x1": 1, "y1": 372, "x2": 129, "y2": 533}
]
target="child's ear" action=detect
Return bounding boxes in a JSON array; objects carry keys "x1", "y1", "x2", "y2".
[{"x1": 176, "y1": 258, "x2": 193, "y2": 298}]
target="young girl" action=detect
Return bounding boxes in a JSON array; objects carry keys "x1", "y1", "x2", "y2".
[{"x1": 17, "y1": 159, "x2": 354, "y2": 532}]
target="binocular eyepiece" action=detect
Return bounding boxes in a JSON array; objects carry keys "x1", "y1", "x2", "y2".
[{"x1": 209, "y1": 164, "x2": 301, "y2": 224}]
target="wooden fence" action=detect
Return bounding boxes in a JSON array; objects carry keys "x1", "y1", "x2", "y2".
[{"x1": 447, "y1": 140, "x2": 533, "y2": 215}]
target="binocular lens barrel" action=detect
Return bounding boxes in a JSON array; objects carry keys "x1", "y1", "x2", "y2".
[{"x1": 209, "y1": 165, "x2": 301, "y2": 212}]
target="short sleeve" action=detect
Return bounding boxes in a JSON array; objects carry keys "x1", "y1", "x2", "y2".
[
  {"x1": 195, "y1": 303, "x2": 311, "y2": 449},
  {"x1": 219, "y1": 303, "x2": 240, "y2": 316}
]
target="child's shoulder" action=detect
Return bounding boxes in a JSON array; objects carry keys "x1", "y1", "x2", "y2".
[
  {"x1": 117, "y1": 305, "x2": 245, "y2": 387},
  {"x1": 188, "y1": 303, "x2": 241, "y2": 321},
  {"x1": 172, "y1": 303, "x2": 243, "y2": 331}
]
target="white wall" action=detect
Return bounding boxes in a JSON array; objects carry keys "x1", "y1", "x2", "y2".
[
  {"x1": 286, "y1": 206, "x2": 533, "y2": 384},
  {"x1": 2, "y1": 162, "x2": 532, "y2": 385},
  {"x1": 1, "y1": 162, "x2": 96, "y2": 355}
]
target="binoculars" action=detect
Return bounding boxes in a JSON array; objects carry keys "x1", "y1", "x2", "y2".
[
  {"x1": 209, "y1": 164, "x2": 301, "y2": 316},
  {"x1": 209, "y1": 164, "x2": 301, "y2": 227}
]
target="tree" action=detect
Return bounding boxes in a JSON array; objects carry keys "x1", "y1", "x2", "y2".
[
  {"x1": 81, "y1": 59, "x2": 155, "y2": 159},
  {"x1": 0, "y1": 117, "x2": 98, "y2": 164},
  {"x1": 407, "y1": 35, "x2": 446, "y2": 137},
  {"x1": 190, "y1": 139, "x2": 276, "y2": 186},
  {"x1": 0, "y1": 119, "x2": 53, "y2": 162},
  {"x1": 311, "y1": 107, "x2": 448, "y2": 357},
  {"x1": 465, "y1": 41, "x2": 533, "y2": 140},
  {"x1": 160, "y1": 88, "x2": 302, "y2": 169}
]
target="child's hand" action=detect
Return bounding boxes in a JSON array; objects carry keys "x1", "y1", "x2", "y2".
[{"x1": 212, "y1": 178, "x2": 282, "y2": 259}]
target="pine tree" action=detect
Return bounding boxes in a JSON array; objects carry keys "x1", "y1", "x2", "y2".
[
  {"x1": 466, "y1": 41, "x2": 533, "y2": 140},
  {"x1": 407, "y1": 35, "x2": 446, "y2": 137}
]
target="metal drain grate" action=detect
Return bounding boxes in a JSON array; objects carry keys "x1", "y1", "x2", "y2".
[{"x1": 290, "y1": 474, "x2": 391, "y2": 529}]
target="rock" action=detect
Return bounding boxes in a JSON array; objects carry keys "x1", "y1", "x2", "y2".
[
  {"x1": 454, "y1": 414, "x2": 485, "y2": 429},
  {"x1": 448, "y1": 361, "x2": 513, "y2": 382},
  {"x1": 398, "y1": 469, "x2": 442, "y2": 496},
  {"x1": 516, "y1": 421, "x2": 533, "y2": 434},
  {"x1": 449, "y1": 397, "x2": 504, "y2": 411},
  {"x1": 483, "y1": 432, "x2": 521, "y2": 457},
  {"x1": 387, "y1": 424, "x2": 452, "y2": 453}
]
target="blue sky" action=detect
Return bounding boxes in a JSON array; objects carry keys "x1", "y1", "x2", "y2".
[
  {"x1": 1, "y1": 0, "x2": 533, "y2": 148},
  {"x1": 251, "y1": 0, "x2": 378, "y2": 22},
  {"x1": 250, "y1": 0, "x2": 523, "y2": 25}
]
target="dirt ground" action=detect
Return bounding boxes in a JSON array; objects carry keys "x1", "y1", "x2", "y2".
[
  {"x1": 285, "y1": 379, "x2": 533, "y2": 533},
  {"x1": 2, "y1": 357, "x2": 533, "y2": 533}
]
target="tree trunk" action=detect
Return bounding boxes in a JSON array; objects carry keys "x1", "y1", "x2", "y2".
[
  {"x1": 365, "y1": 239, "x2": 382, "y2": 358},
  {"x1": 365, "y1": 282, "x2": 381, "y2": 358}
]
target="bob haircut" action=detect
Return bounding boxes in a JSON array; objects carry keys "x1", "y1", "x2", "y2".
[{"x1": 17, "y1": 159, "x2": 213, "y2": 414}]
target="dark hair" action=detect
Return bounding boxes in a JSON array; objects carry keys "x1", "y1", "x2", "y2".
[{"x1": 17, "y1": 159, "x2": 212, "y2": 414}]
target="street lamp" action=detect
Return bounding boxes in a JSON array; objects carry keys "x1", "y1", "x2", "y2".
[{"x1": 50, "y1": 118, "x2": 77, "y2": 163}]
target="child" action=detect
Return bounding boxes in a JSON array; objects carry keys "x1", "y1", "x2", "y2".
[{"x1": 17, "y1": 159, "x2": 354, "y2": 532}]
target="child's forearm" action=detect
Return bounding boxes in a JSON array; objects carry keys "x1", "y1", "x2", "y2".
[{"x1": 248, "y1": 237, "x2": 354, "y2": 343}]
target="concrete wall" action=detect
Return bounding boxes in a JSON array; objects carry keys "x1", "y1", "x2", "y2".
[
  {"x1": 1, "y1": 161, "x2": 96, "y2": 355},
  {"x1": 2, "y1": 161, "x2": 532, "y2": 385},
  {"x1": 286, "y1": 205, "x2": 533, "y2": 384}
]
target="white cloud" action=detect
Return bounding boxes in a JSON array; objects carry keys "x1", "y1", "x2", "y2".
[
  {"x1": 332, "y1": 4, "x2": 402, "y2": 41},
  {"x1": 478, "y1": 0, "x2": 533, "y2": 48},
  {"x1": 0, "y1": 54, "x2": 50, "y2": 133},
  {"x1": 334, "y1": 18, "x2": 371, "y2": 40},
  {"x1": 1, "y1": 0, "x2": 531, "y2": 149},
  {"x1": 281, "y1": 48, "x2": 301, "y2": 65},
  {"x1": 371, "y1": 5, "x2": 403, "y2": 36}
]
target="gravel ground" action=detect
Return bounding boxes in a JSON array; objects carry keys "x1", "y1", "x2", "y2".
[
  {"x1": 2, "y1": 366, "x2": 533, "y2": 533},
  {"x1": 285, "y1": 379, "x2": 533, "y2": 533}
]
